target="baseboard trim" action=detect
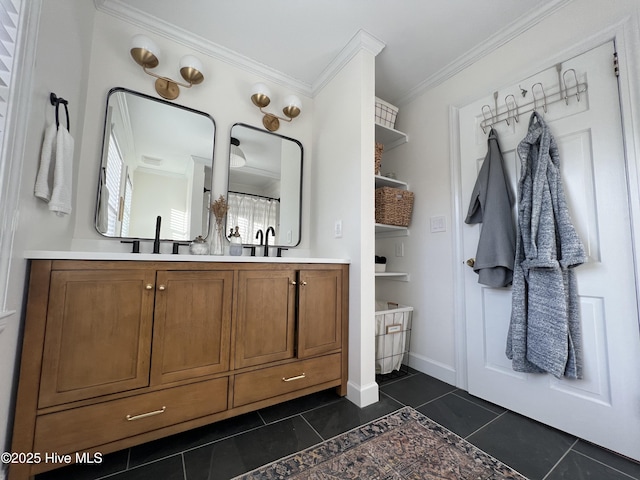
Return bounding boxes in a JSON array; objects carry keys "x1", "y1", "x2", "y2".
[
  {"x1": 346, "y1": 380, "x2": 379, "y2": 408},
  {"x1": 408, "y1": 353, "x2": 457, "y2": 387}
]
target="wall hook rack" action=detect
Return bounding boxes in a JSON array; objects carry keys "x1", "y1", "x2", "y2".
[{"x1": 479, "y1": 68, "x2": 588, "y2": 132}]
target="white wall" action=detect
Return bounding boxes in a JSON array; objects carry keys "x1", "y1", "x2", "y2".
[
  {"x1": 377, "y1": 0, "x2": 640, "y2": 386},
  {"x1": 1, "y1": 0, "x2": 96, "y2": 454},
  {"x1": 312, "y1": 50, "x2": 378, "y2": 407},
  {"x1": 72, "y1": 12, "x2": 314, "y2": 255}
]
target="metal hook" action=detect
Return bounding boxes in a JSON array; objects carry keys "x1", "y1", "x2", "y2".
[
  {"x1": 532, "y1": 82, "x2": 547, "y2": 113},
  {"x1": 481, "y1": 105, "x2": 493, "y2": 133},
  {"x1": 555, "y1": 64, "x2": 563, "y2": 103},
  {"x1": 519, "y1": 85, "x2": 528, "y2": 97},
  {"x1": 505, "y1": 94, "x2": 519, "y2": 125},
  {"x1": 562, "y1": 68, "x2": 580, "y2": 104}
]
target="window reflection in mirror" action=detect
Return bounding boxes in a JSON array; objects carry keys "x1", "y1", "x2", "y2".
[
  {"x1": 95, "y1": 88, "x2": 215, "y2": 241},
  {"x1": 226, "y1": 124, "x2": 302, "y2": 247}
]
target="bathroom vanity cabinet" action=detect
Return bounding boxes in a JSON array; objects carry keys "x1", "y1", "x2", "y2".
[{"x1": 10, "y1": 259, "x2": 348, "y2": 479}]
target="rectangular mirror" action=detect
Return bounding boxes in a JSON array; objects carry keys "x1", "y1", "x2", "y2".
[
  {"x1": 95, "y1": 87, "x2": 216, "y2": 241},
  {"x1": 227, "y1": 123, "x2": 302, "y2": 247}
]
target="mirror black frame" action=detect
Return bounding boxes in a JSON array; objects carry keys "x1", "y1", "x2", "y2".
[
  {"x1": 95, "y1": 87, "x2": 216, "y2": 241},
  {"x1": 226, "y1": 123, "x2": 303, "y2": 248}
]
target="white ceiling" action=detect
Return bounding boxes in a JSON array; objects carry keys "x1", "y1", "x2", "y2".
[{"x1": 97, "y1": 0, "x2": 566, "y2": 105}]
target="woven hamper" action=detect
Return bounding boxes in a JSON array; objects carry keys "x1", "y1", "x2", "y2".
[{"x1": 375, "y1": 187, "x2": 414, "y2": 227}]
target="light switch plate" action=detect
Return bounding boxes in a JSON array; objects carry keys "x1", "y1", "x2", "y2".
[{"x1": 430, "y1": 215, "x2": 447, "y2": 233}]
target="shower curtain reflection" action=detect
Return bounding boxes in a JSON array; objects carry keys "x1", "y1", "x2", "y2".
[{"x1": 227, "y1": 192, "x2": 278, "y2": 245}]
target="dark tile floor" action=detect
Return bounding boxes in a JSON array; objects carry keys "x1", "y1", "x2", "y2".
[{"x1": 36, "y1": 370, "x2": 640, "y2": 480}]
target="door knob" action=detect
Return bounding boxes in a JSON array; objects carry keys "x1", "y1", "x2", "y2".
[
  {"x1": 466, "y1": 258, "x2": 475, "y2": 268},
  {"x1": 145, "y1": 284, "x2": 153, "y2": 290},
  {"x1": 158, "y1": 284, "x2": 166, "y2": 291}
]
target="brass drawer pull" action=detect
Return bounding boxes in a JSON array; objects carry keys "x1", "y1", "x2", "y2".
[
  {"x1": 282, "y1": 373, "x2": 306, "y2": 382},
  {"x1": 126, "y1": 406, "x2": 166, "y2": 421}
]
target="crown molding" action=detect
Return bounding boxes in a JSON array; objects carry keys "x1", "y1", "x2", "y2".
[
  {"x1": 311, "y1": 29, "x2": 385, "y2": 97},
  {"x1": 94, "y1": 0, "x2": 314, "y2": 96},
  {"x1": 394, "y1": 0, "x2": 574, "y2": 106},
  {"x1": 95, "y1": 1, "x2": 385, "y2": 99},
  {"x1": 94, "y1": 0, "x2": 569, "y2": 105}
]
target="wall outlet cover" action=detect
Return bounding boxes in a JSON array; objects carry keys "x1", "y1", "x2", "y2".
[{"x1": 334, "y1": 220, "x2": 343, "y2": 238}]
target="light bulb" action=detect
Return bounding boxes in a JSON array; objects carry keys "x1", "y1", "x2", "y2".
[
  {"x1": 130, "y1": 34, "x2": 160, "y2": 68},
  {"x1": 282, "y1": 94, "x2": 302, "y2": 119},
  {"x1": 251, "y1": 82, "x2": 271, "y2": 108},
  {"x1": 180, "y1": 55, "x2": 204, "y2": 85}
]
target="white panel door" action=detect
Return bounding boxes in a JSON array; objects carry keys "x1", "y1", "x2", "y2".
[{"x1": 459, "y1": 41, "x2": 640, "y2": 461}]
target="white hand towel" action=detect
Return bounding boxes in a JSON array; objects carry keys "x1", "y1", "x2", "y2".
[
  {"x1": 34, "y1": 122, "x2": 57, "y2": 201},
  {"x1": 48, "y1": 127, "x2": 74, "y2": 216}
]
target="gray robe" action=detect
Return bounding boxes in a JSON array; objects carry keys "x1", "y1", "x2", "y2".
[
  {"x1": 506, "y1": 112, "x2": 587, "y2": 379},
  {"x1": 465, "y1": 129, "x2": 515, "y2": 287}
]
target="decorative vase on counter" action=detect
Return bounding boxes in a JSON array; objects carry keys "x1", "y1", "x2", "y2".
[
  {"x1": 210, "y1": 221, "x2": 225, "y2": 255},
  {"x1": 189, "y1": 236, "x2": 210, "y2": 255}
]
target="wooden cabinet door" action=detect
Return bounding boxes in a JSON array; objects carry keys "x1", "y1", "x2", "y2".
[
  {"x1": 235, "y1": 269, "x2": 296, "y2": 368},
  {"x1": 298, "y1": 269, "x2": 343, "y2": 358},
  {"x1": 151, "y1": 270, "x2": 233, "y2": 385},
  {"x1": 39, "y1": 270, "x2": 156, "y2": 408}
]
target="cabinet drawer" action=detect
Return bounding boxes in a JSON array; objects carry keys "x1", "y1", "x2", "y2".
[
  {"x1": 34, "y1": 377, "x2": 228, "y2": 454},
  {"x1": 233, "y1": 354, "x2": 341, "y2": 407}
]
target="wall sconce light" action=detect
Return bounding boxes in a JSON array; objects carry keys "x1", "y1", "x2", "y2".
[
  {"x1": 250, "y1": 82, "x2": 302, "y2": 132},
  {"x1": 130, "y1": 34, "x2": 204, "y2": 100}
]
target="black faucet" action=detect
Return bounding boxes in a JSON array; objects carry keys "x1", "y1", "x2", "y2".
[
  {"x1": 153, "y1": 216, "x2": 161, "y2": 254},
  {"x1": 120, "y1": 239, "x2": 140, "y2": 253},
  {"x1": 264, "y1": 226, "x2": 275, "y2": 257},
  {"x1": 172, "y1": 241, "x2": 189, "y2": 254},
  {"x1": 255, "y1": 229, "x2": 264, "y2": 255}
]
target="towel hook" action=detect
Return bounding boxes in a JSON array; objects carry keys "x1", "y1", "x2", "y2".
[
  {"x1": 562, "y1": 69, "x2": 580, "y2": 104},
  {"x1": 480, "y1": 105, "x2": 493, "y2": 133},
  {"x1": 532, "y1": 83, "x2": 547, "y2": 113},
  {"x1": 505, "y1": 94, "x2": 519, "y2": 125},
  {"x1": 50, "y1": 92, "x2": 70, "y2": 130}
]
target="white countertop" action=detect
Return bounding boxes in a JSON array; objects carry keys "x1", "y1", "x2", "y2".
[{"x1": 23, "y1": 250, "x2": 350, "y2": 264}]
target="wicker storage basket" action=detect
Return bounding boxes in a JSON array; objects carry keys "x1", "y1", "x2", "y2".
[
  {"x1": 375, "y1": 142, "x2": 384, "y2": 175},
  {"x1": 375, "y1": 97, "x2": 399, "y2": 129},
  {"x1": 375, "y1": 187, "x2": 414, "y2": 227}
]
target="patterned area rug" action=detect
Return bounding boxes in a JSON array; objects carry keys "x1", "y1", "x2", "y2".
[{"x1": 233, "y1": 406, "x2": 527, "y2": 479}]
